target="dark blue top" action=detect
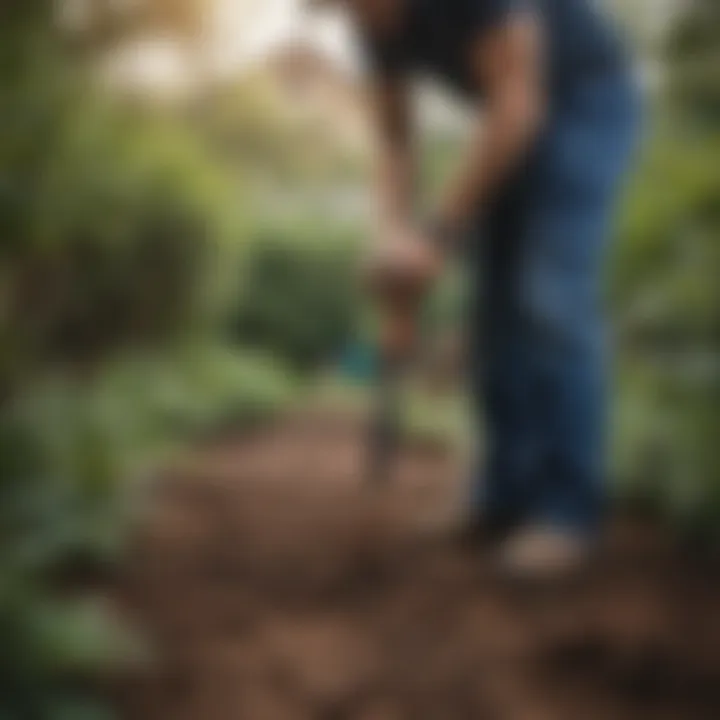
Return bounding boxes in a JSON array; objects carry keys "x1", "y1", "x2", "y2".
[{"x1": 362, "y1": 0, "x2": 627, "y2": 100}]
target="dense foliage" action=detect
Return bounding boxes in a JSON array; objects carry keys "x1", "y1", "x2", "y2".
[
  {"x1": 610, "y1": 0, "x2": 720, "y2": 533},
  {"x1": 230, "y1": 222, "x2": 362, "y2": 369},
  {"x1": 665, "y1": 0, "x2": 720, "y2": 127},
  {"x1": 0, "y1": 5, "x2": 360, "y2": 717},
  {"x1": 1, "y1": 0, "x2": 718, "y2": 716}
]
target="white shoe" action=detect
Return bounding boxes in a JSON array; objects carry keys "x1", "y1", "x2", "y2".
[{"x1": 498, "y1": 525, "x2": 592, "y2": 580}]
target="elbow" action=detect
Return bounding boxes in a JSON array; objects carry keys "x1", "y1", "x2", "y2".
[
  {"x1": 529, "y1": 92, "x2": 548, "y2": 140},
  {"x1": 514, "y1": 89, "x2": 547, "y2": 148},
  {"x1": 528, "y1": 92, "x2": 547, "y2": 138},
  {"x1": 495, "y1": 88, "x2": 547, "y2": 151}
]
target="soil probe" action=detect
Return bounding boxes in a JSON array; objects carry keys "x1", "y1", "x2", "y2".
[{"x1": 366, "y1": 265, "x2": 429, "y2": 486}]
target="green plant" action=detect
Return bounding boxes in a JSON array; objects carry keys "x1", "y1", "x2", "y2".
[
  {"x1": 608, "y1": 0, "x2": 720, "y2": 536},
  {"x1": 229, "y1": 219, "x2": 363, "y2": 369}
]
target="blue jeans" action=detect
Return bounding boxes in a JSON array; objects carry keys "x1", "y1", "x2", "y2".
[{"x1": 469, "y1": 72, "x2": 641, "y2": 534}]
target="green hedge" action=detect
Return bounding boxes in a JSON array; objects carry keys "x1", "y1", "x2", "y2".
[
  {"x1": 0, "y1": 28, "x2": 265, "y2": 715},
  {"x1": 610, "y1": 131, "x2": 720, "y2": 539},
  {"x1": 0, "y1": 85, "x2": 243, "y2": 394},
  {"x1": 229, "y1": 219, "x2": 363, "y2": 369},
  {"x1": 0, "y1": 345, "x2": 296, "y2": 717}
]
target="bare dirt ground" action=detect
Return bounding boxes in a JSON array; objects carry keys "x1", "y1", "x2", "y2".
[{"x1": 115, "y1": 409, "x2": 720, "y2": 720}]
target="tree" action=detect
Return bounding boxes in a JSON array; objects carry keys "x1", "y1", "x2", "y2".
[
  {"x1": 666, "y1": 0, "x2": 720, "y2": 126},
  {"x1": 611, "y1": 0, "x2": 720, "y2": 530},
  {"x1": 61, "y1": 0, "x2": 212, "y2": 47}
]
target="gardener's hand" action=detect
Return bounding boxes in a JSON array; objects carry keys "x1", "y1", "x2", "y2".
[{"x1": 365, "y1": 224, "x2": 443, "y2": 301}]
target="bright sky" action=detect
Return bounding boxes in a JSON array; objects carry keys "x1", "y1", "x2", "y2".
[
  {"x1": 110, "y1": 0, "x2": 678, "y2": 94},
  {"x1": 206, "y1": 0, "x2": 678, "y2": 72},
  {"x1": 209, "y1": 0, "x2": 355, "y2": 73},
  {"x1": 107, "y1": 0, "x2": 355, "y2": 92}
]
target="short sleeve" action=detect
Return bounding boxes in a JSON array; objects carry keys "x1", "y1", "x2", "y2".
[
  {"x1": 467, "y1": 0, "x2": 532, "y2": 33},
  {"x1": 358, "y1": 29, "x2": 410, "y2": 80}
]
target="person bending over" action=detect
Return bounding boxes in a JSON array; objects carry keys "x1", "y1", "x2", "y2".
[{"x1": 316, "y1": 0, "x2": 640, "y2": 578}]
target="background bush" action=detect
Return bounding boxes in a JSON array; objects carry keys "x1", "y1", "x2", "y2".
[
  {"x1": 608, "y1": 0, "x2": 720, "y2": 537},
  {"x1": 2, "y1": 1, "x2": 719, "y2": 717},
  {"x1": 0, "y1": 8, "x2": 301, "y2": 715},
  {"x1": 229, "y1": 220, "x2": 363, "y2": 369}
]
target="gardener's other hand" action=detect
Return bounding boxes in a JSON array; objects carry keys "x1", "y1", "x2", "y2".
[{"x1": 365, "y1": 224, "x2": 443, "y2": 301}]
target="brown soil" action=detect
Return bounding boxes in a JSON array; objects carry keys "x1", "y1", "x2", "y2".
[{"x1": 115, "y1": 409, "x2": 720, "y2": 720}]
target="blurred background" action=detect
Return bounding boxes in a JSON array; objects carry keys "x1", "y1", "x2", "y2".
[{"x1": 1, "y1": 1, "x2": 718, "y2": 718}]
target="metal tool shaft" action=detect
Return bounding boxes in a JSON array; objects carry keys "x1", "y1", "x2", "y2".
[{"x1": 366, "y1": 355, "x2": 404, "y2": 485}]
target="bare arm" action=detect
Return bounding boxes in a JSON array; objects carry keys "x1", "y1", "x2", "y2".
[
  {"x1": 438, "y1": 13, "x2": 546, "y2": 231},
  {"x1": 370, "y1": 77, "x2": 416, "y2": 235}
]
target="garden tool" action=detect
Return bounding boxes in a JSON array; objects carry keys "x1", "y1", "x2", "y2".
[
  {"x1": 363, "y1": 214, "x2": 460, "y2": 485},
  {"x1": 365, "y1": 255, "x2": 434, "y2": 486}
]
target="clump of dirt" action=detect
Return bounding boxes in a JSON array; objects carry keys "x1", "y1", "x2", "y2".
[{"x1": 115, "y1": 411, "x2": 720, "y2": 720}]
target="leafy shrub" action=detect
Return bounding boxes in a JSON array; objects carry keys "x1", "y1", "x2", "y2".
[
  {"x1": 229, "y1": 219, "x2": 363, "y2": 369},
  {"x1": 0, "y1": 18, "x2": 285, "y2": 715},
  {"x1": 0, "y1": 68, "x2": 243, "y2": 394},
  {"x1": 0, "y1": 345, "x2": 296, "y2": 716},
  {"x1": 610, "y1": 133, "x2": 720, "y2": 537}
]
